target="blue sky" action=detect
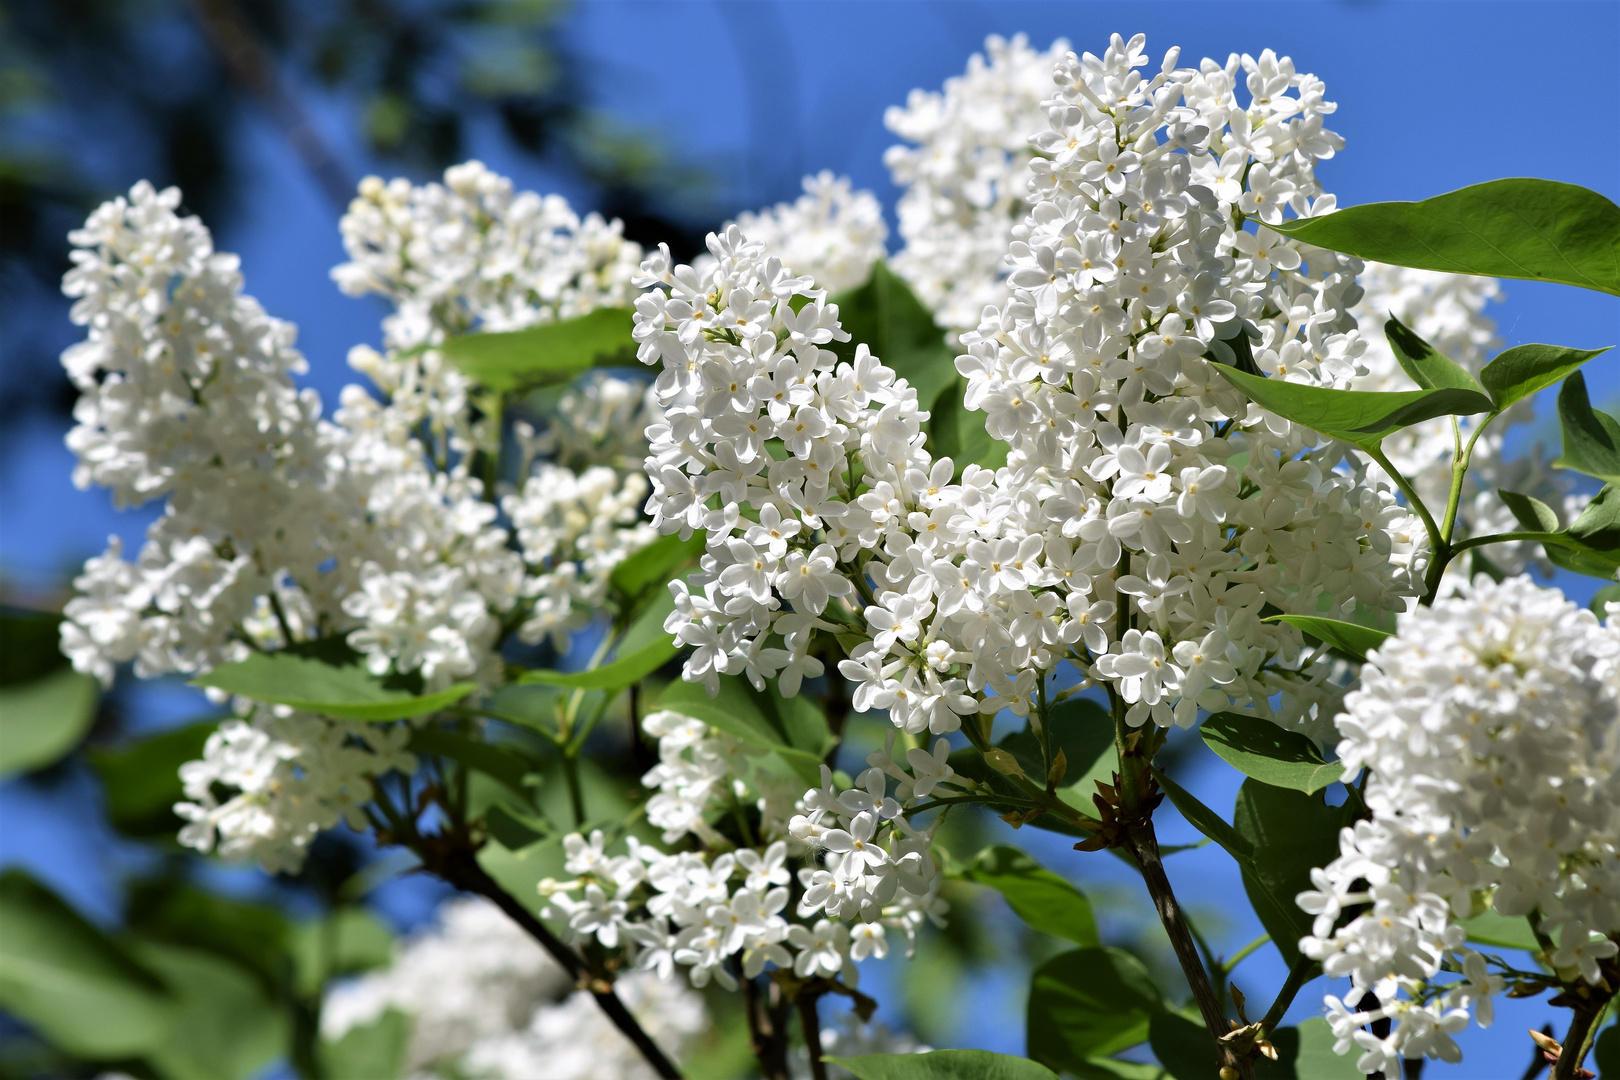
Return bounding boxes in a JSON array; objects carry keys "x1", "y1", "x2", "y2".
[{"x1": 2, "y1": 3, "x2": 1617, "y2": 1074}]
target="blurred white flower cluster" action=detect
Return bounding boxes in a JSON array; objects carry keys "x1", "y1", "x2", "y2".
[
  {"x1": 885, "y1": 33, "x2": 1072, "y2": 335},
  {"x1": 1299, "y1": 576, "x2": 1620, "y2": 1074},
  {"x1": 721, "y1": 170, "x2": 889, "y2": 295},
  {"x1": 322, "y1": 896, "x2": 704, "y2": 1080}
]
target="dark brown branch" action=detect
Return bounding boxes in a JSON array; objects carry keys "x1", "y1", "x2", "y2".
[
  {"x1": 741, "y1": 968, "x2": 792, "y2": 1080},
  {"x1": 182, "y1": 0, "x2": 355, "y2": 210},
  {"x1": 798, "y1": 989, "x2": 828, "y2": 1080},
  {"x1": 435, "y1": 850, "x2": 685, "y2": 1079},
  {"x1": 1126, "y1": 819, "x2": 1254, "y2": 1080}
]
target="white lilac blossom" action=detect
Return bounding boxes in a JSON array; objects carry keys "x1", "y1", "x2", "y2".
[
  {"x1": 719, "y1": 171, "x2": 889, "y2": 295},
  {"x1": 1348, "y1": 263, "x2": 1579, "y2": 579},
  {"x1": 1298, "y1": 576, "x2": 1620, "y2": 1074},
  {"x1": 637, "y1": 35, "x2": 1423, "y2": 747},
  {"x1": 885, "y1": 34, "x2": 1073, "y2": 335},
  {"x1": 322, "y1": 897, "x2": 705, "y2": 1080},
  {"x1": 540, "y1": 721, "x2": 950, "y2": 993},
  {"x1": 58, "y1": 168, "x2": 651, "y2": 871}
]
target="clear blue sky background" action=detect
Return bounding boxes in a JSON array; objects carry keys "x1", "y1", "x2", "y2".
[{"x1": 2, "y1": 2, "x2": 1617, "y2": 1075}]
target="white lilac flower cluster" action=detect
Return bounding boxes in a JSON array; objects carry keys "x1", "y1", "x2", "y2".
[
  {"x1": 321, "y1": 896, "x2": 705, "y2": 1080},
  {"x1": 885, "y1": 33, "x2": 1072, "y2": 335},
  {"x1": 542, "y1": 722, "x2": 951, "y2": 994},
  {"x1": 1349, "y1": 263, "x2": 1578, "y2": 579},
  {"x1": 719, "y1": 171, "x2": 889, "y2": 295},
  {"x1": 637, "y1": 35, "x2": 1422, "y2": 747},
  {"x1": 1298, "y1": 576, "x2": 1620, "y2": 1074},
  {"x1": 57, "y1": 166, "x2": 653, "y2": 871},
  {"x1": 331, "y1": 160, "x2": 644, "y2": 349}
]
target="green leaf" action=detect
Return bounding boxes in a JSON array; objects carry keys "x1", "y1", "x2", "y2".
[
  {"x1": 0, "y1": 667, "x2": 98, "y2": 777},
  {"x1": 1027, "y1": 947, "x2": 1163, "y2": 1071},
  {"x1": 1593, "y1": 584, "x2": 1620, "y2": 618},
  {"x1": 1480, "y1": 344, "x2": 1611, "y2": 412},
  {"x1": 320, "y1": 1009, "x2": 411, "y2": 1080},
  {"x1": 1000, "y1": 697, "x2": 1115, "y2": 798},
  {"x1": 193, "y1": 650, "x2": 476, "y2": 721},
  {"x1": 1255, "y1": 1019, "x2": 1365, "y2": 1079},
  {"x1": 1499, "y1": 488, "x2": 1563, "y2": 532},
  {"x1": 830, "y1": 262, "x2": 959, "y2": 412},
  {"x1": 832, "y1": 1049, "x2": 1059, "y2": 1080},
  {"x1": 0, "y1": 869, "x2": 175, "y2": 1058},
  {"x1": 609, "y1": 532, "x2": 706, "y2": 615},
  {"x1": 0, "y1": 607, "x2": 71, "y2": 685},
  {"x1": 1384, "y1": 316, "x2": 1482, "y2": 393},
  {"x1": 1149, "y1": 1010, "x2": 1221, "y2": 1080},
  {"x1": 288, "y1": 907, "x2": 396, "y2": 998},
  {"x1": 958, "y1": 845, "x2": 1099, "y2": 948},
  {"x1": 1570, "y1": 483, "x2": 1620, "y2": 552},
  {"x1": 929, "y1": 377, "x2": 1008, "y2": 477},
  {"x1": 89, "y1": 720, "x2": 218, "y2": 837},
  {"x1": 655, "y1": 675, "x2": 831, "y2": 783},
  {"x1": 1152, "y1": 767, "x2": 1255, "y2": 868},
  {"x1": 126, "y1": 880, "x2": 291, "y2": 996},
  {"x1": 519, "y1": 632, "x2": 678, "y2": 691},
  {"x1": 1233, "y1": 781, "x2": 1355, "y2": 967},
  {"x1": 407, "y1": 726, "x2": 534, "y2": 800},
  {"x1": 1200, "y1": 713, "x2": 1344, "y2": 794},
  {"x1": 128, "y1": 939, "x2": 288, "y2": 1080},
  {"x1": 484, "y1": 801, "x2": 555, "y2": 851},
  {"x1": 1461, "y1": 908, "x2": 1541, "y2": 952},
  {"x1": 1264, "y1": 615, "x2": 1390, "y2": 665},
  {"x1": 1213, "y1": 365, "x2": 1492, "y2": 449},
  {"x1": 1268, "y1": 179, "x2": 1620, "y2": 296},
  {"x1": 1556, "y1": 371, "x2": 1620, "y2": 483},
  {"x1": 439, "y1": 307, "x2": 636, "y2": 394}
]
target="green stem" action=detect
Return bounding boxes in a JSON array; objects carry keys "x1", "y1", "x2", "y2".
[
  {"x1": 1259, "y1": 955, "x2": 1315, "y2": 1034},
  {"x1": 1365, "y1": 444, "x2": 1447, "y2": 604},
  {"x1": 562, "y1": 751, "x2": 586, "y2": 828},
  {"x1": 1439, "y1": 414, "x2": 1496, "y2": 544},
  {"x1": 1223, "y1": 933, "x2": 1271, "y2": 976}
]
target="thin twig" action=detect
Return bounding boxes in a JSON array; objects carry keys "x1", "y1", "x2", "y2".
[
  {"x1": 182, "y1": 0, "x2": 354, "y2": 209},
  {"x1": 438, "y1": 853, "x2": 685, "y2": 1079}
]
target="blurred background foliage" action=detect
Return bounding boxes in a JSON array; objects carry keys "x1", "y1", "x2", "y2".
[{"x1": 0, "y1": 0, "x2": 712, "y2": 452}]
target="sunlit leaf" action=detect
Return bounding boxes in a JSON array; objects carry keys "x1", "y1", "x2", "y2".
[
  {"x1": 440, "y1": 307, "x2": 636, "y2": 394},
  {"x1": 1200, "y1": 713, "x2": 1344, "y2": 794},
  {"x1": 518, "y1": 633, "x2": 678, "y2": 692},
  {"x1": 1268, "y1": 179, "x2": 1620, "y2": 296},
  {"x1": 1264, "y1": 615, "x2": 1390, "y2": 664},
  {"x1": 1383, "y1": 316, "x2": 1481, "y2": 393},
  {"x1": 129, "y1": 940, "x2": 288, "y2": 1080},
  {"x1": 1556, "y1": 370, "x2": 1620, "y2": 483},
  {"x1": 1214, "y1": 365, "x2": 1492, "y2": 449},
  {"x1": 1479, "y1": 344, "x2": 1610, "y2": 412},
  {"x1": 319, "y1": 1009, "x2": 410, "y2": 1080},
  {"x1": 193, "y1": 649, "x2": 476, "y2": 721}
]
